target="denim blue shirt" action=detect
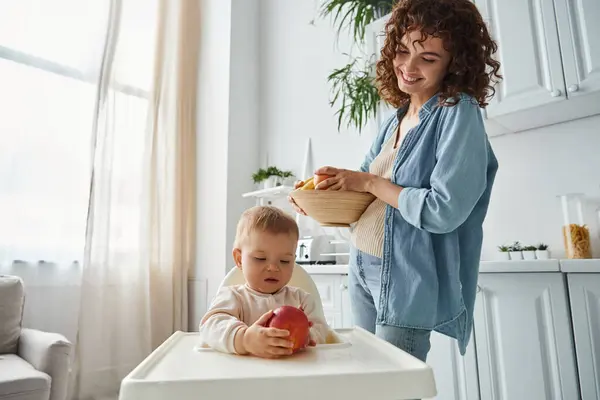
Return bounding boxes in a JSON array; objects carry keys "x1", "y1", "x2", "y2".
[{"x1": 359, "y1": 93, "x2": 498, "y2": 354}]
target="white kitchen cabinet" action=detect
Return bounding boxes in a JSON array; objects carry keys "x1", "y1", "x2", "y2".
[
  {"x1": 553, "y1": 0, "x2": 600, "y2": 98},
  {"x1": 567, "y1": 273, "x2": 600, "y2": 400},
  {"x1": 474, "y1": 273, "x2": 580, "y2": 400},
  {"x1": 311, "y1": 273, "x2": 353, "y2": 329},
  {"x1": 473, "y1": 0, "x2": 566, "y2": 118},
  {"x1": 425, "y1": 332, "x2": 480, "y2": 400},
  {"x1": 473, "y1": 0, "x2": 600, "y2": 134},
  {"x1": 340, "y1": 274, "x2": 354, "y2": 328}
]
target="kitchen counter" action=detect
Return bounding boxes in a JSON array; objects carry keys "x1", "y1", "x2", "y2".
[
  {"x1": 300, "y1": 260, "x2": 563, "y2": 274},
  {"x1": 299, "y1": 259, "x2": 600, "y2": 275},
  {"x1": 559, "y1": 259, "x2": 600, "y2": 273},
  {"x1": 480, "y1": 259, "x2": 600, "y2": 273},
  {"x1": 479, "y1": 259, "x2": 560, "y2": 273},
  {"x1": 299, "y1": 265, "x2": 349, "y2": 274}
]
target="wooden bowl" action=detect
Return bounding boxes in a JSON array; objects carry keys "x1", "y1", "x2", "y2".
[{"x1": 289, "y1": 189, "x2": 376, "y2": 227}]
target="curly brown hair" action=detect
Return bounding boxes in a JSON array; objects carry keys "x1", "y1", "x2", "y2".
[{"x1": 375, "y1": 0, "x2": 502, "y2": 108}]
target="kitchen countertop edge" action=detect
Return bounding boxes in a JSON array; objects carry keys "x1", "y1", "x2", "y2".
[
  {"x1": 300, "y1": 259, "x2": 600, "y2": 275},
  {"x1": 299, "y1": 265, "x2": 349, "y2": 275},
  {"x1": 559, "y1": 259, "x2": 600, "y2": 273},
  {"x1": 479, "y1": 259, "x2": 561, "y2": 273}
]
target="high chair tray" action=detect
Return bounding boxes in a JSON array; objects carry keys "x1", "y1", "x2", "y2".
[{"x1": 119, "y1": 327, "x2": 437, "y2": 400}]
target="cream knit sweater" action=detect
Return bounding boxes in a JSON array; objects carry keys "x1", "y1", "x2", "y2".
[
  {"x1": 198, "y1": 284, "x2": 329, "y2": 354},
  {"x1": 351, "y1": 128, "x2": 402, "y2": 258}
]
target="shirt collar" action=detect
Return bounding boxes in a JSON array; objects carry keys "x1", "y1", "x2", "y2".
[
  {"x1": 244, "y1": 283, "x2": 284, "y2": 296},
  {"x1": 396, "y1": 92, "x2": 440, "y2": 121}
]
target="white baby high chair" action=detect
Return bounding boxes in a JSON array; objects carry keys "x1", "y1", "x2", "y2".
[{"x1": 118, "y1": 266, "x2": 437, "y2": 400}]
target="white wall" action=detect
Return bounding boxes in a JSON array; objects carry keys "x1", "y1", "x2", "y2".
[
  {"x1": 258, "y1": 0, "x2": 374, "y2": 175},
  {"x1": 193, "y1": 0, "x2": 233, "y2": 328},
  {"x1": 193, "y1": 0, "x2": 261, "y2": 326},
  {"x1": 483, "y1": 116, "x2": 600, "y2": 260},
  {"x1": 257, "y1": 1, "x2": 600, "y2": 261},
  {"x1": 226, "y1": 0, "x2": 261, "y2": 275}
]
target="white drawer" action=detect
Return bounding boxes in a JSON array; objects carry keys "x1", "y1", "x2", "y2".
[
  {"x1": 323, "y1": 310, "x2": 343, "y2": 330},
  {"x1": 312, "y1": 274, "x2": 342, "y2": 312},
  {"x1": 340, "y1": 275, "x2": 353, "y2": 328}
]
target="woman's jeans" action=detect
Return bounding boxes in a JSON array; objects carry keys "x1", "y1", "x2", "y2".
[{"x1": 349, "y1": 246, "x2": 432, "y2": 362}]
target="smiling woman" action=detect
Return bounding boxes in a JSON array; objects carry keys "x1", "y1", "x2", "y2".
[
  {"x1": 290, "y1": 0, "x2": 501, "y2": 363},
  {"x1": 393, "y1": 31, "x2": 452, "y2": 103},
  {"x1": 377, "y1": 0, "x2": 502, "y2": 109}
]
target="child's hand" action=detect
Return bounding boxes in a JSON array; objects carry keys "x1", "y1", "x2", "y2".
[{"x1": 241, "y1": 310, "x2": 294, "y2": 358}]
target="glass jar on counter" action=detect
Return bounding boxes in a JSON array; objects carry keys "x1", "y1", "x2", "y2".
[
  {"x1": 596, "y1": 205, "x2": 600, "y2": 242},
  {"x1": 559, "y1": 193, "x2": 592, "y2": 259}
]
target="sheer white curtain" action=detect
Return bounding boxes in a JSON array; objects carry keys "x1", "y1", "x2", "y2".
[
  {"x1": 0, "y1": 0, "x2": 109, "y2": 267},
  {"x1": 73, "y1": 0, "x2": 157, "y2": 397},
  {"x1": 0, "y1": 0, "x2": 199, "y2": 399},
  {"x1": 145, "y1": 0, "x2": 199, "y2": 349},
  {"x1": 74, "y1": 0, "x2": 199, "y2": 398}
]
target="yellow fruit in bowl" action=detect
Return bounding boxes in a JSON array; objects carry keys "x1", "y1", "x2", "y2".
[
  {"x1": 300, "y1": 177, "x2": 315, "y2": 190},
  {"x1": 299, "y1": 174, "x2": 332, "y2": 191}
]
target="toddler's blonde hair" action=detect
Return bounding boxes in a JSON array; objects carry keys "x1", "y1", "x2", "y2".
[{"x1": 234, "y1": 206, "x2": 299, "y2": 248}]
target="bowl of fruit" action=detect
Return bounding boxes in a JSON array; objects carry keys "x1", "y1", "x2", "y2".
[{"x1": 289, "y1": 175, "x2": 376, "y2": 227}]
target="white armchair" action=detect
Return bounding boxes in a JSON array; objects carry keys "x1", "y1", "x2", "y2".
[{"x1": 0, "y1": 275, "x2": 72, "y2": 400}]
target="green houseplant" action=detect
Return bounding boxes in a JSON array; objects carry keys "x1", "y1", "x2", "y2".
[
  {"x1": 252, "y1": 166, "x2": 294, "y2": 189},
  {"x1": 496, "y1": 244, "x2": 510, "y2": 260},
  {"x1": 320, "y1": 0, "x2": 395, "y2": 44},
  {"x1": 508, "y1": 241, "x2": 523, "y2": 260},
  {"x1": 536, "y1": 243, "x2": 550, "y2": 260},
  {"x1": 327, "y1": 56, "x2": 380, "y2": 133},
  {"x1": 522, "y1": 245, "x2": 537, "y2": 260},
  {"x1": 319, "y1": 0, "x2": 396, "y2": 133}
]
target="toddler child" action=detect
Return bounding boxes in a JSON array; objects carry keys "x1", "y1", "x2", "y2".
[{"x1": 198, "y1": 205, "x2": 330, "y2": 358}]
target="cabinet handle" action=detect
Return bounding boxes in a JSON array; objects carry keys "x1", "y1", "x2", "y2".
[
  {"x1": 550, "y1": 89, "x2": 562, "y2": 97},
  {"x1": 568, "y1": 84, "x2": 579, "y2": 93},
  {"x1": 340, "y1": 283, "x2": 348, "y2": 291}
]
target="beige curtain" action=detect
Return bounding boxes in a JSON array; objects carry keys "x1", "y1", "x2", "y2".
[
  {"x1": 74, "y1": 0, "x2": 199, "y2": 398},
  {"x1": 146, "y1": 0, "x2": 199, "y2": 350}
]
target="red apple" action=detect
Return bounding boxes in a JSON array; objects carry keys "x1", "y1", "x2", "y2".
[{"x1": 266, "y1": 305, "x2": 310, "y2": 352}]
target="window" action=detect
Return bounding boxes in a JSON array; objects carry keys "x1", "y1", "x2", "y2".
[{"x1": 0, "y1": 0, "x2": 157, "y2": 265}]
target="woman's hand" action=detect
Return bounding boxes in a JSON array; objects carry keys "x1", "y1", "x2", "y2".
[
  {"x1": 287, "y1": 180, "x2": 307, "y2": 215},
  {"x1": 314, "y1": 166, "x2": 374, "y2": 193}
]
